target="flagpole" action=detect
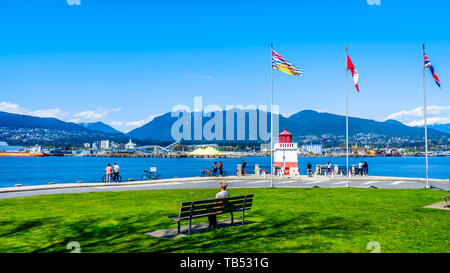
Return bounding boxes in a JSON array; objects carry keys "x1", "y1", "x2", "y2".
[
  {"x1": 346, "y1": 46, "x2": 350, "y2": 187},
  {"x1": 423, "y1": 44, "x2": 430, "y2": 189},
  {"x1": 270, "y1": 43, "x2": 274, "y2": 188}
]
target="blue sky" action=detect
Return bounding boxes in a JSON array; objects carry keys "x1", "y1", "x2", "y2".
[{"x1": 0, "y1": 0, "x2": 448, "y2": 132}]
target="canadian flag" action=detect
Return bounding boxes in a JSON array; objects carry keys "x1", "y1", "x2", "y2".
[{"x1": 347, "y1": 54, "x2": 359, "y2": 92}]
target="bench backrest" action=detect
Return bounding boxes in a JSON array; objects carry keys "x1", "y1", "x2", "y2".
[{"x1": 178, "y1": 194, "x2": 254, "y2": 219}]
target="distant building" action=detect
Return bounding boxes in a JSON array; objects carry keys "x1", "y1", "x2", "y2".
[
  {"x1": 260, "y1": 143, "x2": 271, "y2": 152},
  {"x1": 72, "y1": 150, "x2": 92, "y2": 155},
  {"x1": 333, "y1": 148, "x2": 347, "y2": 155},
  {"x1": 92, "y1": 143, "x2": 98, "y2": 149},
  {"x1": 84, "y1": 143, "x2": 91, "y2": 148},
  {"x1": 0, "y1": 142, "x2": 24, "y2": 152},
  {"x1": 124, "y1": 139, "x2": 136, "y2": 150},
  {"x1": 29, "y1": 145, "x2": 42, "y2": 153},
  {"x1": 100, "y1": 140, "x2": 110, "y2": 149},
  {"x1": 301, "y1": 144, "x2": 323, "y2": 154}
]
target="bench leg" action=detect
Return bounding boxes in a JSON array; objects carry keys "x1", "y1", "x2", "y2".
[
  {"x1": 231, "y1": 212, "x2": 234, "y2": 224},
  {"x1": 242, "y1": 209, "x2": 245, "y2": 226},
  {"x1": 177, "y1": 221, "x2": 181, "y2": 234},
  {"x1": 188, "y1": 217, "x2": 192, "y2": 236}
]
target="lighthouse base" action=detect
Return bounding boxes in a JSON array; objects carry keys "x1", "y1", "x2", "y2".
[{"x1": 274, "y1": 162, "x2": 299, "y2": 177}]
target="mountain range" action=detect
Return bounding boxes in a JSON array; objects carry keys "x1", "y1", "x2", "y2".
[
  {"x1": 0, "y1": 111, "x2": 130, "y2": 146},
  {"x1": 127, "y1": 109, "x2": 449, "y2": 146},
  {"x1": 0, "y1": 110, "x2": 449, "y2": 147},
  {"x1": 424, "y1": 123, "x2": 450, "y2": 134},
  {"x1": 78, "y1": 121, "x2": 124, "y2": 135}
]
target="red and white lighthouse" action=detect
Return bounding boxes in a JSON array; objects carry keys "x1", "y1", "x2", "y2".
[{"x1": 274, "y1": 128, "x2": 299, "y2": 177}]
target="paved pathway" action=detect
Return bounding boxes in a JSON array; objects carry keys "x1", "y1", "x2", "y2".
[{"x1": 0, "y1": 175, "x2": 448, "y2": 199}]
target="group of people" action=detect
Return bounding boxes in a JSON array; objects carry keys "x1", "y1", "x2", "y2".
[
  {"x1": 357, "y1": 161, "x2": 369, "y2": 176},
  {"x1": 211, "y1": 161, "x2": 224, "y2": 176},
  {"x1": 306, "y1": 161, "x2": 369, "y2": 176},
  {"x1": 211, "y1": 160, "x2": 247, "y2": 176},
  {"x1": 105, "y1": 163, "x2": 120, "y2": 183}
]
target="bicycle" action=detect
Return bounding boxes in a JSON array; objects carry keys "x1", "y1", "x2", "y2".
[
  {"x1": 201, "y1": 168, "x2": 213, "y2": 177},
  {"x1": 201, "y1": 168, "x2": 228, "y2": 177},
  {"x1": 234, "y1": 169, "x2": 249, "y2": 176},
  {"x1": 141, "y1": 170, "x2": 162, "y2": 180},
  {"x1": 102, "y1": 173, "x2": 122, "y2": 183}
]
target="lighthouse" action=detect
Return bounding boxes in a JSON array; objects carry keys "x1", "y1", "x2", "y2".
[{"x1": 274, "y1": 128, "x2": 299, "y2": 177}]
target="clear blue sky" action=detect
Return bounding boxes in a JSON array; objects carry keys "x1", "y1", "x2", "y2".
[{"x1": 0, "y1": 0, "x2": 448, "y2": 132}]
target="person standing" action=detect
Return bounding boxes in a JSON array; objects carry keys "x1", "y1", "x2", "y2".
[
  {"x1": 327, "y1": 161, "x2": 331, "y2": 175},
  {"x1": 241, "y1": 160, "x2": 247, "y2": 175},
  {"x1": 363, "y1": 161, "x2": 368, "y2": 176},
  {"x1": 212, "y1": 162, "x2": 218, "y2": 176},
  {"x1": 307, "y1": 162, "x2": 312, "y2": 177},
  {"x1": 113, "y1": 163, "x2": 120, "y2": 182},
  {"x1": 218, "y1": 161, "x2": 223, "y2": 176},
  {"x1": 105, "y1": 164, "x2": 113, "y2": 183},
  {"x1": 358, "y1": 161, "x2": 363, "y2": 176}
]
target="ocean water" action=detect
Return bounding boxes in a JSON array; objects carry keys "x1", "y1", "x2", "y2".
[{"x1": 0, "y1": 156, "x2": 448, "y2": 187}]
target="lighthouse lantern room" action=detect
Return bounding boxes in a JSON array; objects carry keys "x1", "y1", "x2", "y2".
[{"x1": 274, "y1": 128, "x2": 299, "y2": 177}]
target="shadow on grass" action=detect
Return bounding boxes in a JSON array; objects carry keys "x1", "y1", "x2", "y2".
[
  {"x1": 0, "y1": 212, "x2": 171, "y2": 253},
  {"x1": 0, "y1": 218, "x2": 50, "y2": 237},
  {"x1": 0, "y1": 210, "x2": 372, "y2": 253},
  {"x1": 145, "y1": 212, "x2": 372, "y2": 252}
]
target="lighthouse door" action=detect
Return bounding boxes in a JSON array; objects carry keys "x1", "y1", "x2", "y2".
[{"x1": 284, "y1": 167, "x2": 290, "y2": 176}]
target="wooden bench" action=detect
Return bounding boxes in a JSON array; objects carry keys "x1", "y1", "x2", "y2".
[
  {"x1": 168, "y1": 194, "x2": 254, "y2": 235},
  {"x1": 445, "y1": 195, "x2": 450, "y2": 207}
]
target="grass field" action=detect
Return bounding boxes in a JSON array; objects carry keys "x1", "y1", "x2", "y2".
[{"x1": 0, "y1": 187, "x2": 448, "y2": 253}]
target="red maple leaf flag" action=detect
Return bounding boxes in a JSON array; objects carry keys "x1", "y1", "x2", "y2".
[{"x1": 347, "y1": 54, "x2": 359, "y2": 92}]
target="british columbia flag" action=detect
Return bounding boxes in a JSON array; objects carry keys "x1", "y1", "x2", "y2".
[
  {"x1": 272, "y1": 50, "x2": 303, "y2": 76},
  {"x1": 424, "y1": 54, "x2": 441, "y2": 88}
]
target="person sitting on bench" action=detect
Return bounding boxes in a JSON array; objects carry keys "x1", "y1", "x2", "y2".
[{"x1": 208, "y1": 181, "x2": 230, "y2": 229}]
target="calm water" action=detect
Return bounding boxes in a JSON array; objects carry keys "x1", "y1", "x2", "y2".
[{"x1": 0, "y1": 156, "x2": 448, "y2": 187}]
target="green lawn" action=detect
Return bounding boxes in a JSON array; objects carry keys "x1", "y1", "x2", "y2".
[{"x1": 0, "y1": 187, "x2": 448, "y2": 253}]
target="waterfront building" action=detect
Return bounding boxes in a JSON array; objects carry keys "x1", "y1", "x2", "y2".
[
  {"x1": 100, "y1": 140, "x2": 110, "y2": 149},
  {"x1": 0, "y1": 142, "x2": 24, "y2": 152},
  {"x1": 72, "y1": 150, "x2": 92, "y2": 155},
  {"x1": 124, "y1": 139, "x2": 136, "y2": 150},
  {"x1": 301, "y1": 144, "x2": 323, "y2": 155},
  {"x1": 274, "y1": 129, "x2": 299, "y2": 176},
  {"x1": 189, "y1": 146, "x2": 224, "y2": 156},
  {"x1": 29, "y1": 145, "x2": 42, "y2": 153},
  {"x1": 83, "y1": 143, "x2": 91, "y2": 148},
  {"x1": 260, "y1": 143, "x2": 271, "y2": 152}
]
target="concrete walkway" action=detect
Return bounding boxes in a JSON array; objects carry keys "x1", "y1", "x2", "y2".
[{"x1": 0, "y1": 175, "x2": 448, "y2": 199}]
